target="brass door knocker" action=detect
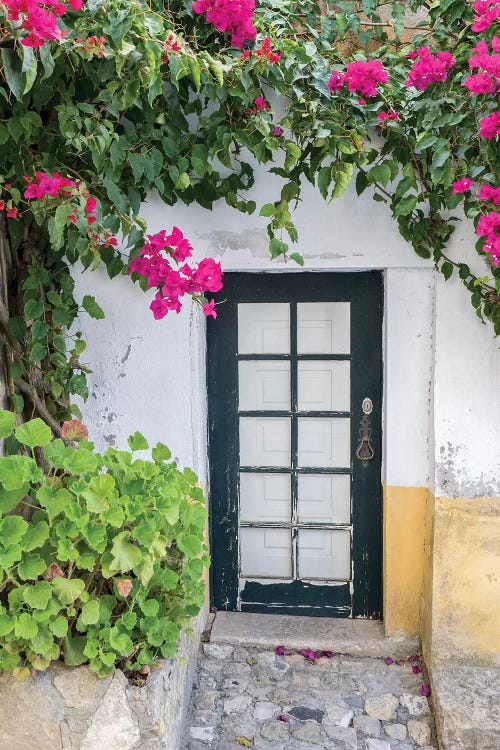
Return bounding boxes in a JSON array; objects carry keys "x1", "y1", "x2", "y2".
[{"x1": 356, "y1": 398, "x2": 375, "y2": 462}]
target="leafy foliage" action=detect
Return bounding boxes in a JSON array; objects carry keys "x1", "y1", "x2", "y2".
[{"x1": 0, "y1": 412, "x2": 208, "y2": 676}]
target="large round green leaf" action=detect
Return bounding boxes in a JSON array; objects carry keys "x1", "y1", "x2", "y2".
[{"x1": 15, "y1": 418, "x2": 52, "y2": 448}]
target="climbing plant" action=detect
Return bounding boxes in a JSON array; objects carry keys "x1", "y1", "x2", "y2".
[{"x1": 0, "y1": 0, "x2": 498, "y2": 434}]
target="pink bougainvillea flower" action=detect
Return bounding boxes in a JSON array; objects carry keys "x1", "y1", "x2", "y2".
[
  {"x1": 277, "y1": 714, "x2": 289, "y2": 722},
  {"x1": 327, "y1": 70, "x2": 346, "y2": 93},
  {"x1": 275, "y1": 645, "x2": 285, "y2": 656},
  {"x1": 385, "y1": 657, "x2": 394, "y2": 665},
  {"x1": 405, "y1": 46, "x2": 455, "y2": 90},
  {"x1": 272, "y1": 126, "x2": 284, "y2": 137},
  {"x1": 255, "y1": 37, "x2": 280, "y2": 63},
  {"x1": 421, "y1": 684, "x2": 431, "y2": 697},
  {"x1": 191, "y1": 0, "x2": 256, "y2": 48},
  {"x1": 412, "y1": 664, "x2": 423, "y2": 674},
  {"x1": 203, "y1": 299, "x2": 217, "y2": 318},
  {"x1": 61, "y1": 419, "x2": 89, "y2": 441},
  {"x1": 345, "y1": 59, "x2": 388, "y2": 97},
  {"x1": 462, "y1": 71, "x2": 497, "y2": 94},
  {"x1": 479, "y1": 185, "x2": 500, "y2": 205},
  {"x1": 377, "y1": 110, "x2": 399, "y2": 122},
  {"x1": 479, "y1": 111, "x2": 500, "y2": 139},
  {"x1": 300, "y1": 648, "x2": 320, "y2": 660},
  {"x1": 471, "y1": 0, "x2": 500, "y2": 32},
  {"x1": 477, "y1": 210, "x2": 500, "y2": 237},
  {"x1": 452, "y1": 178, "x2": 473, "y2": 194}
]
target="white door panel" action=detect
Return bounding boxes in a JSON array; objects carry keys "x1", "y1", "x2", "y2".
[
  {"x1": 239, "y1": 361, "x2": 290, "y2": 411},
  {"x1": 240, "y1": 527, "x2": 292, "y2": 577},
  {"x1": 298, "y1": 418, "x2": 351, "y2": 468},
  {"x1": 238, "y1": 303, "x2": 290, "y2": 354},
  {"x1": 298, "y1": 529, "x2": 351, "y2": 579},
  {"x1": 298, "y1": 360, "x2": 350, "y2": 412},
  {"x1": 240, "y1": 473, "x2": 291, "y2": 523},
  {"x1": 297, "y1": 302, "x2": 350, "y2": 354},
  {"x1": 298, "y1": 474, "x2": 351, "y2": 524},
  {"x1": 239, "y1": 417, "x2": 291, "y2": 466}
]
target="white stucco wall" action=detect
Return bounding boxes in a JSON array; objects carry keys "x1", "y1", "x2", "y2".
[{"x1": 73, "y1": 167, "x2": 500, "y2": 499}]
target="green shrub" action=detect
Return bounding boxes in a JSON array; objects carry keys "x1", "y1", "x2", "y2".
[{"x1": 0, "y1": 411, "x2": 209, "y2": 677}]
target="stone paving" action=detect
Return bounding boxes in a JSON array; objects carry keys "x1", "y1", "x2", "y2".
[{"x1": 182, "y1": 642, "x2": 437, "y2": 750}]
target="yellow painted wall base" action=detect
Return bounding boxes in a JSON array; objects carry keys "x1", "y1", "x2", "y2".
[
  {"x1": 423, "y1": 495, "x2": 500, "y2": 667},
  {"x1": 383, "y1": 484, "x2": 427, "y2": 637},
  {"x1": 383, "y1": 486, "x2": 500, "y2": 667}
]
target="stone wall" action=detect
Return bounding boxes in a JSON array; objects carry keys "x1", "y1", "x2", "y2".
[{"x1": 0, "y1": 606, "x2": 206, "y2": 750}]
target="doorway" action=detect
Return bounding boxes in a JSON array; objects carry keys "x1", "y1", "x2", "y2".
[{"x1": 207, "y1": 272, "x2": 383, "y2": 618}]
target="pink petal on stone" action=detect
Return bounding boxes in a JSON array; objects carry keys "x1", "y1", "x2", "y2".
[
  {"x1": 277, "y1": 714, "x2": 289, "y2": 722},
  {"x1": 412, "y1": 664, "x2": 423, "y2": 674},
  {"x1": 275, "y1": 645, "x2": 285, "y2": 656},
  {"x1": 324, "y1": 651, "x2": 335, "y2": 658},
  {"x1": 421, "y1": 684, "x2": 431, "y2": 697},
  {"x1": 385, "y1": 657, "x2": 394, "y2": 665}
]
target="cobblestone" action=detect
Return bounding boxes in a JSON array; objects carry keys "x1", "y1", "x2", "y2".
[{"x1": 182, "y1": 646, "x2": 437, "y2": 749}]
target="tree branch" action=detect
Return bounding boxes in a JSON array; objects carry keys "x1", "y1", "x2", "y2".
[{"x1": 16, "y1": 378, "x2": 62, "y2": 438}]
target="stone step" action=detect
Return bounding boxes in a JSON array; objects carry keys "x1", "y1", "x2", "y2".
[
  {"x1": 431, "y1": 664, "x2": 500, "y2": 750},
  {"x1": 210, "y1": 612, "x2": 420, "y2": 659}
]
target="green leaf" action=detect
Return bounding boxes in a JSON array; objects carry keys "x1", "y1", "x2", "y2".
[
  {"x1": 0, "y1": 483, "x2": 29, "y2": 513},
  {"x1": 442, "y1": 261, "x2": 454, "y2": 280},
  {"x1": 289, "y1": 253, "x2": 304, "y2": 267},
  {"x1": 22, "y1": 521, "x2": 50, "y2": 551},
  {"x1": 63, "y1": 635, "x2": 88, "y2": 666},
  {"x1": 18, "y1": 553, "x2": 47, "y2": 581},
  {"x1": 259, "y1": 203, "x2": 276, "y2": 218},
  {"x1": 15, "y1": 418, "x2": 52, "y2": 448},
  {"x1": 152, "y1": 442, "x2": 171, "y2": 462},
  {"x1": 24, "y1": 299, "x2": 44, "y2": 320},
  {"x1": 52, "y1": 577, "x2": 85, "y2": 605},
  {"x1": 0, "y1": 456, "x2": 42, "y2": 489},
  {"x1": 269, "y1": 239, "x2": 288, "y2": 258},
  {"x1": 109, "y1": 532, "x2": 142, "y2": 573},
  {"x1": 82, "y1": 295, "x2": 105, "y2": 320},
  {"x1": 37, "y1": 486, "x2": 71, "y2": 518},
  {"x1": 128, "y1": 432, "x2": 148, "y2": 451},
  {"x1": 8, "y1": 317, "x2": 26, "y2": 342},
  {"x1": 0, "y1": 515, "x2": 28, "y2": 545},
  {"x1": 80, "y1": 600, "x2": 100, "y2": 626},
  {"x1": 14, "y1": 613, "x2": 38, "y2": 639},
  {"x1": 23, "y1": 581, "x2": 52, "y2": 608},
  {"x1": 49, "y1": 616, "x2": 68, "y2": 638},
  {"x1": 394, "y1": 195, "x2": 418, "y2": 217},
  {"x1": 82, "y1": 473, "x2": 115, "y2": 513},
  {"x1": 109, "y1": 627, "x2": 133, "y2": 655},
  {"x1": 332, "y1": 163, "x2": 354, "y2": 200},
  {"x1": 1, "y1": 49, "x2": 23, "y2": 99},
  {"x1": 0, "y1": 410, "x2": 15, "y2": 438}
]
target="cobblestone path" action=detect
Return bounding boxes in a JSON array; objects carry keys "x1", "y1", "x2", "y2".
[{"x1": 182, "y1": 643, "x2": 437, "y2": 750}]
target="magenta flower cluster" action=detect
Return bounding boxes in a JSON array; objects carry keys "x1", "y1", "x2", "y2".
[
  {"x1": 2, "y1": 0, "x2": 83, "y2": 47},
  {"x1": 128, "y1": 228, "x2": 223, "y2": 319},
  {"x1": 405, "y1": 46, "x2": 455, "y2": 90},
  {"x1": 451, "y1": 177, "x2": 500, "y2": 266},
  {"x1": 328, "y1": 60, "x2": 388, "y2": 98},
  {"x1": 463, "y1": 38, "x2": 500, "y2": 94},
  {"x1": 191, "y1": 0, "x2": 256, "y2": 48},
  {"x1": 471, "y1": 0, "x2": 500, "y2": 32}
]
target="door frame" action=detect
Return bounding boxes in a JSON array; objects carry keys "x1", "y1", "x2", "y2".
[{"x1": 207, "y1": 271, "x2": 383, "y2": 618}]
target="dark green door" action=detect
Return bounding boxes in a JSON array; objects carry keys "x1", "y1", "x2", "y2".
[{"x1": 207, "y1": 272, "x2": 383, "y2": 618}]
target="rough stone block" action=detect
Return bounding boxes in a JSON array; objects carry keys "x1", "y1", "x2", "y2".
[
  {"x1": 408, "y1": 718, "x2": 432, "y2": 746},
  {"x1": 365, "y1": 693, "x2": 399, "y2": 721}
]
